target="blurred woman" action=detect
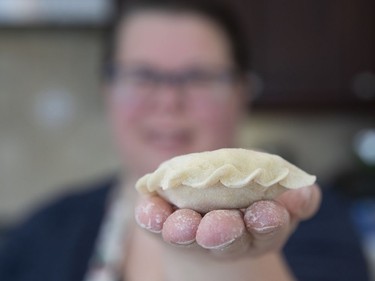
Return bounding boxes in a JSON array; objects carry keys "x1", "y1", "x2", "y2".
[{"x1": 0, "y1": 1, "x2": 369, "y2": 281}]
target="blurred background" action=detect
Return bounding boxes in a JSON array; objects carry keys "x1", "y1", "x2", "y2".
[{"x1": 0, "y1": 0, "x2": 374, "y2": 277}]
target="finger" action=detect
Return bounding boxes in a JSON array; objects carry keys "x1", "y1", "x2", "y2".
[
  {"x1": 196, "y1": 210, "x2": 250, "y2": 257},
  {"x1": 276, "y1": 184, "x2": 321, "y2": 221},
  {"x1": 244, "y1": 200, "x2": 290, "y2": 256},
  {"x1": 162, "y1": 209, "x2": 202, "y2": 246},
  {"x1": 135, "y1": 196, "x2": 173, "y2": 233}
]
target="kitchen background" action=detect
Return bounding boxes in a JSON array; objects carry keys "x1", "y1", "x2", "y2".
[{"x1": 0, "y1": 0, "x2": 374, "y2": 278}]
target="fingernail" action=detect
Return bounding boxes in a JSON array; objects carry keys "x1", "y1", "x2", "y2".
[
  {"x1": 201, "y1": 238, "x2": 236, "y2": 250},
  {"x1": 296, "y1": 186, "x2": 314, "y2": 216},
  {"x1": 174, "y1": 239, "x2": 196, "y2": 246},
  {"x1": 134, "y1": 200, "x2": 170, "y2": 233},
  {"x1": 162, "y1": 209, "x2": 201, "y2": 244},
  {"x1": 196, "y1": 210, "x2": 244, "y2": 249},
  {"x1": 300, "y1": 186, "x2": 313, "y2": 201},
  {"x1": 245, "y1": 201, "x2": 285, "y2": 234},
  {"x1": 252, "y1": 225, "x2": 279, "y2": 234},
  {"x1": 134, "y1": 205, "x2": 163, "y2": 233}
]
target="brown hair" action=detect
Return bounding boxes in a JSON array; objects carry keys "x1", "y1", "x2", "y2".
[{"x1": 103, "y1": 0, "x2": 251, "y2": 78}]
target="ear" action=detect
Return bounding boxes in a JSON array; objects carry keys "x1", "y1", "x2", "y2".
[
  {"x1": 246, "y1": 72, "x2": 264, "y2": 105},
  {"x1": 234, "y1": 72, "x2": 252, "y2": 112}
]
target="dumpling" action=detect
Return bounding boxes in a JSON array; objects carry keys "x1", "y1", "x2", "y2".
[{"x1": 135, "y1": 148, "x2": 316, "y2": 213}]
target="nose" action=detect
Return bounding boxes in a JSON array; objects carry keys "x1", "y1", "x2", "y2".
[{"x1": 154, "y1": 80, "x2": 185, "y2": 113}]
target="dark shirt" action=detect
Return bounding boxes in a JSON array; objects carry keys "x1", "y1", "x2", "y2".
[
  {"x1": 0, "y1": 176, "x2": 370, "y2": 281},
  {"x1": 284, "y1": 188, "x2": 370, "y2": 281}
]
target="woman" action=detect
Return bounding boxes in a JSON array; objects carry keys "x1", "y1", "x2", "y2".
[
  {"x1": 0, "y1": 1, "x2": 369, "y2": 280},
  {"x1": 106, "y1": 1, "x2": 321, "y2": 280}
]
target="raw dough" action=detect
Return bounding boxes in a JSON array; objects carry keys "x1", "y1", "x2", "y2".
[{"x1": 135, "y1": 148, "x2": 316, "y2": 213}]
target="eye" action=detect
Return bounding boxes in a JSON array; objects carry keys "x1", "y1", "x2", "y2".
[
  {"x1": 183, "y1": 69, "x2": 216, "y2": 85},
  {"x1": 124, "y1": 67, "x2": 159, "y2": 86},
  {"x1": 182, "y1": 68, "x2": 237, "y2": 87}
]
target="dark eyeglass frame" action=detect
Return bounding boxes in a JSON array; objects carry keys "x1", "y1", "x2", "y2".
[
  {"x1": 105, "y1": 63, "x2": 245, "y2": 107},
  {"x1": 105, "y1": 64, "x2": 240, "y2": 86}
]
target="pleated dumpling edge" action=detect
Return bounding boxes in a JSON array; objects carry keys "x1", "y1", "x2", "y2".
[{"x1": 136, "y1": 148, "x2": 316, "y2": 192}]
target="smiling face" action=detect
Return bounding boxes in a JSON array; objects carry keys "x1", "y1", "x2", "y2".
[{"x1": 107, "y1": 11, "x2": 245, "y2": 178}]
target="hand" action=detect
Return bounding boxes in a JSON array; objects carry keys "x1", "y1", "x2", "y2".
[{"x1": 134, "y1": 184, "x2": 321, "y2": 259}]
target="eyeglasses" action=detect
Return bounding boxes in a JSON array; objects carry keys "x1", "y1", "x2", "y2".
[{"x1": 107, "y1": 64, "x2": 240, "y2": 105}]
